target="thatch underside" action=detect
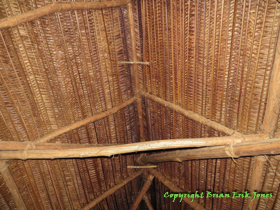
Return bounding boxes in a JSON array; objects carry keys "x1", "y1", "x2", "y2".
[{"x1": 1, "y1": 0, "x2": 280, "y2": 209}]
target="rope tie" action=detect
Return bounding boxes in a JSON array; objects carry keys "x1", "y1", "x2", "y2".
[{"x1": 224, "y1": 138, "x2": 239, "y2": 163}]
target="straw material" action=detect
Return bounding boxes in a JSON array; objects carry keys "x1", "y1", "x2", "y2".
[{"x1": 0, "y1": 0, "x2": 280, "y2": 209}]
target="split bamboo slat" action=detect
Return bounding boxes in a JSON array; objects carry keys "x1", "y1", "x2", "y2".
[
  {"x1": 82, "y1": 169, "x2": 145, "y2": 210},
  {"x1": 0, "y1": 161, "x2": 26, "y2": 210},
  {"x1": 0, "y1": 0, "x2": 129, "y2": 29},
  {"x1": 130, "y1": 174, "x2": 154, "y2": 210}
]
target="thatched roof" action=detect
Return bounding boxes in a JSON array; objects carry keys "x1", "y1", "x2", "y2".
[{"x1": 1, "y1": 0, "x2": 280, "y2": 209}]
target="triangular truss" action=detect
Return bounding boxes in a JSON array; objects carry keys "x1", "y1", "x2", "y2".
[{"x1": 1, "y1": 1, "x2": 280, "y2": 210}]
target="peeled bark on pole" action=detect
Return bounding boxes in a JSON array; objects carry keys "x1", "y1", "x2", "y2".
[
  {"x1": 0, "y1": 161, "x2": 26, "y2": 210},
  {"x1": 130, "y1": 174, "x2": 154, "y2": 210},
  {"x1": 82, "y1": 169, "x2": 145, "y2": 210},
  {"x1": 140, "y1": 138, "x2": 280, "y2": 164},
  {"x1": 148, "y1": 169, "x2": 205, "y2": 210},
  {"x1": 0, "y1": 0, "x2": 129, "y2": 29},
  {"x1": 1, "y1": 133, "x2": 279, "y2": 159},
  {"x1": 127, "y1": 2, "x2": 145, "y2": 142},
  {"x1": 246, "y1": 156, "x2": 266, "y2": 210},
  {"x1": 0, "y1": 134, "x2": 272, "y2": 160},
  {"x1": 140, "y1": 91, "x2": 240, "y2": 136}
]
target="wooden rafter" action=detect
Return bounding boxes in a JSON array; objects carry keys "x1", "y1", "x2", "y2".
[
  {"x1": 0, "y1": 133, "x2": 277, "y2": 160},
  {"x1": 246, "y1": 156, "x2": 266, "y2": 210},
  {"x1": 127, "y1": 2, "x2": 145, "y2": 142},
  {"x1": 0, "y1": 0, "x2": 129, "y2": 29},
  {"x1": 82, "y1": 169, "x2": 145, "y2": 210},
  {"x1": 245, "y1": 31, "x2": 280, "y2": 210},
  {"x1": 139, "y1": 138, "x2": 280, "y2": 164},
  {"x1": 261, "y1": 31, "x2": 280, "y2": 137},
  {"x1": 148, "y1": 169, "x2": 205, "y2": 210},
  {"x1": 130, "y1": 174, "x2": 154, "y2": 210},
  {"x1": 0, "y1": 161, "x2": 26, "y2": 210},
  {"x1": 34, "y1": 96, "x2": 137, "y2": 143},
  {"x1": 143, "y1": 194, "x2": 154, "y2": 210},
  {"x1": 140, "y1": 91, "x2": 241, "y2": 136}
]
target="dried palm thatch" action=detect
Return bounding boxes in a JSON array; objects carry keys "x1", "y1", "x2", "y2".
[{"x1": 0, "y1": 0, "x2": 280, "y2": 209}]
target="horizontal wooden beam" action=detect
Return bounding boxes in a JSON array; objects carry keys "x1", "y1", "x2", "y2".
[
  {"x1": 82, "y1": 169, "x2": 145, "y2": 210},
  {"x1": 0, "y1": 0, "x2": 129, "y2": 29},
  {"x1": 139, "y1": 138, "x2": 280, "y2": 164},
  {"x1": 140, "y1": 91, "x2": 240, "y2": 136},
  {"x1": 130, "y1": 174, "x2": 154, "y2": 210},
  {"x1": 0, "y1": 134, "x2": 274, "y2": 160},
  {"x1": 0, "y1": 161, "x2": 26, "y2": 210},
  {"x1": 148, "y1": 169, "x2": 205, "y2": 210},
  {"x1": 35, "y1": 96, "x2": 137, "y2": 143}
]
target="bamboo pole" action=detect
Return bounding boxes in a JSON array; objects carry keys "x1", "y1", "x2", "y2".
[
  {"x1": 139, "y1": 138, "x2": 280, "y2": 164},
  {"x1": 0, "y1": 161, "x2": 26, "y2": 210},
  {"x1": 143, "y1": 194, "x2": 154, "y2": 210},
  {"x1": 140, "y1": 91, "x2": 240, "y2": 136},
  {"x1": 0, "y1": 0, "x2": 129, "y2": 29},
  {"x1": 130, "y1": 174, "x2": 154, "y2": 210},
  {"x1": 261, "y1": 32, "x2": 280, "y2": 137},
  {"x1": 127, "y1": 2, "x2": 145, "y2": 142},
  {"x1": 246, "y1": 156, "x2": 266, "y2": 210},
  {"x1": 148, "y1": 169, "x2": 205, "y2": 210},
  {"x1": 33, "y1": 96, "x2": 136, "y2": 143},
  {"x1": 0, "y1": 133, "x2": 278, "y2": 159},
  {"x1": 82, "y1": 169, "x2": 145, "y2": 210}
]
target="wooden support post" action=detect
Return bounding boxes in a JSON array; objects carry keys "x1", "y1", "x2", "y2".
[
  {"x1": 130, "y1": 174, "x2": 154, "y2": 210},
  {"x1": 127, "y1": 2, "x2": 145, "y2": 142},
  {"x1": 148, "y1": 169, "x2": 205, "y2": 210},
  {"x1": 143, "y1": 194, "x2": 154, "y2": 210},
  {"x1": 140, "y1": 91, "x2": 240, "y2": 136},
  {"x1": 0, "y1": 161, "x2": 26, "y2": 210},
  {"x1": 82, "y1": 169, "x2": 145, "y2": 210},
  {"x1": 246, "y1": 156, "x2": 266, "y2": 210},
  {"x1": 0, "y1": 0, "x2": 129, "y2": 29},
  {"x1": 139, "y1": 138, "x2": 280, "y2": 164},
  {"x1": 262, "y1": 32, "x2": 280, "y2": 137}
]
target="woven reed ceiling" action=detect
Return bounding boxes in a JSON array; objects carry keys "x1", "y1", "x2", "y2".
[{"x1": 0, "y1": 0, "x2": 280, "y2": 209}]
